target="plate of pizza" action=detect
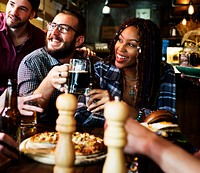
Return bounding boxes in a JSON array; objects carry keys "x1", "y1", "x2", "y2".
[{"x1": 19, "y1": 131, "x2": 107, "y2": 165}]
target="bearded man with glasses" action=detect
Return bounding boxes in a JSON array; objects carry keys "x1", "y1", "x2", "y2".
[{"x1": 17, "y1": 9, "x2": 95, "y2": 126}]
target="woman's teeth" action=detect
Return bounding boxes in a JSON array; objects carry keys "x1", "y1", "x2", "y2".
[{"x1": 117, "y1": 54, "x2": 126, "y2": 59}]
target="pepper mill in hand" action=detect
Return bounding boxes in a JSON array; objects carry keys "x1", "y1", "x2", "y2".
[
  {"x1": 54, "y1": 93, "x2": 77, "y2": 173},
  {"x1": 103, "y1": 96, "x2": 129, "y2": 173}
]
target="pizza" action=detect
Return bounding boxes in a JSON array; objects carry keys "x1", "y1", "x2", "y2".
[
  {"x1": 25, "y1": 131, "x2": 105, "y2": 156},
  {"x1": 72, "y1": 132, "x2": 105, "y2": 155}
]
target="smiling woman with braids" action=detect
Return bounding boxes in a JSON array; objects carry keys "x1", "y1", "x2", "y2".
[{"x1": 75, "y1": 18, "x2": 176, "y2": 126}]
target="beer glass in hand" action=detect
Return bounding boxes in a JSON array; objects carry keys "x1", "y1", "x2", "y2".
[{"x1": 67, "y1": 58, "x2": 91, "y2": 95}]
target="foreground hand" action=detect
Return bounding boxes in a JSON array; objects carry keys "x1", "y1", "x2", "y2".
[
  {"x1": 181, "y1": 74, "x2": 200, "y2": 86},
  {"x1": 194, "y1": 150, "x2": 200, "y2": 160},
  {"x1": 18, "y1": 94, "x2": 44, "y2": 116},
  {"x1": 86, "y1": 89, "x2": 112, "y2": 113},
  {"x1": 76, "y1": 47, "x2": 96, "y2": 58},
  {"x1": 0, "y1": 133, "x2": 18, "y2": 160},
  {"x1": 124, "y1": 118, "x2": 156, "y2": 155}
]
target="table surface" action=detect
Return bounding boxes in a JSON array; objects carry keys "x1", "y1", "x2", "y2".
[
  {"x1": 3, "y1": 157, "x2": 104, "y2": 173},
  {"x1": 0, "y1": 124, "x2": 105, "y2": 173}
]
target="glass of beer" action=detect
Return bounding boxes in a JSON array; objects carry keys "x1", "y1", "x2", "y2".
[
  {"x1": 67, "y1": 58, "x2": 91, "y2": 95},
  {"x1": 20, "y1": 100, "x2": 37, "y2": 139}
]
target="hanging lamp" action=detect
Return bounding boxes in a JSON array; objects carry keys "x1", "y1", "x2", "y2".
[
  {"x1": 188, "y1": 0, "x2": 194, "y2": 15},
  {"x1": 181, "y1": 18, "x2": 187, "y2": 25}
]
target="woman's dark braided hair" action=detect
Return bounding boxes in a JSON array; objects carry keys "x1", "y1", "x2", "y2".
[{"x1": 108, "y1": 18, "x2": 162, "y2": 110}]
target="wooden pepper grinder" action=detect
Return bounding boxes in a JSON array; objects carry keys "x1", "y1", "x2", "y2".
[
  {"x1": 54, "y1": 93, "x2": 77, "y2": 173},
  {"x1": 103, "y1": 96, "x2": 129, "y2": 173}
]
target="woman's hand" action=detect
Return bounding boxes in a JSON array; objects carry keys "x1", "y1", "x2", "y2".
[
  {"x1": 18, "y1": 94, "x2": 44, "y2": 116},
  {"x1": 86, "y1": 89, "x2": 112, "y2": 113},
  {"x1": 0, "y1": 133, "x2": 18, "y2": 160}
]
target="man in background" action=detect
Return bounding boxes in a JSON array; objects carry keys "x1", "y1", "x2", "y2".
[{"x1": 0, "y1": 0, "x2": 46, "y2": 95}]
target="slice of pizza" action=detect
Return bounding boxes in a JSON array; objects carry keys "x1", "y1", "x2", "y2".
[
  {"x1": 72, "y1": 132, "x2": 105, "y2": 155},
  {"x1": 29, "y1": 131, "x2": 58, "y2": 144},
  {"x1": 24, "y1": 132, "x2": 58, "y2": 155}
]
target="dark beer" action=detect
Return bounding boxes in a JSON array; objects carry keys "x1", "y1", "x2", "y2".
[{"x1": 68, "y1": 70, "x2": 90, "y2": 95}]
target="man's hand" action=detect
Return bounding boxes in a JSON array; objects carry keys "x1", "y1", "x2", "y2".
[
  {"x1": 18, "y1": 94, "x2": 44, "y2": 116},
  {"x1": 45, "y1": 64, "x2": 69, "y2": 92},
  {"x1": 76, "y1": 47, "x2": 96, "y2": 58}
]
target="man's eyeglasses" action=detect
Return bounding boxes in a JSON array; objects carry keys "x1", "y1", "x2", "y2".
[{"x1": 47, "y1": 22, "x2": 77, "y2": 34}]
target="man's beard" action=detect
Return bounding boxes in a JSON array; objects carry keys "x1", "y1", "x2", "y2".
[
  {"x1": 46, "y1": 37, "x2": 76, "y2": 59},
  {"x1": 6, "y1": 14, "x2": 29, "y2": 28}
]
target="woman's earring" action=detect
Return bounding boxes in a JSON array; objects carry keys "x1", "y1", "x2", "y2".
[{"x1": 137, "y1": 46, "x2": 141, "y2": 53}]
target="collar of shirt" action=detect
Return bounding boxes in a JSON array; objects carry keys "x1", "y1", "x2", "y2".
[{"x1": 0, "y1": 12, "x2": 8, "y2": 32}]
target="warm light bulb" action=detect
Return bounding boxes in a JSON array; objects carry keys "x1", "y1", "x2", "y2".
[
  {"x1": 188, "y1": 4, "x2": 194, "y2": 15},
  {"x1": 182, "y1": 18, "x2": 187, "y2": 25}
]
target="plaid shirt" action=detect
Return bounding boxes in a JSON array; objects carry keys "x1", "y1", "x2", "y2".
[
  {"x1": 18, "y1": 47, "x2": 62, "y2": 123},
  {"x1": 75, "y1": 61, "x2": 176, "y2": 127}
]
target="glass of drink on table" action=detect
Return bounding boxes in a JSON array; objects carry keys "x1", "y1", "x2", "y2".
[{"x1": 20, "y1": 100, "x2": 38, "y2": 139}]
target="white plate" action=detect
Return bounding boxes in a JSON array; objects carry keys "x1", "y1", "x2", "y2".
[{"x1": 20, "y1": 138, "x2": 106, "y2": 165}]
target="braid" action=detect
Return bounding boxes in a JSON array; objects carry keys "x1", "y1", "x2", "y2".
[{"x1": 108, "y1": 18, "x2": 162, "y2": 109}]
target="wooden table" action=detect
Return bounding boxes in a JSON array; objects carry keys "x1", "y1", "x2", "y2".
[
  {"x1": 0, "y1": 124, "x2": 105, "y2": 173},
  {"x1": 0, "y1": 153, "x2": 163, "y2": 173},
  {"x1": 1, "y1": 123, "x2": 184, "y2": 173},
  {"x1": 3, "y1": 157, "x2": 104, "y2": 173}
]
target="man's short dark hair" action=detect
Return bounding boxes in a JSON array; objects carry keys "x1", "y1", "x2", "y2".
[
  {"x1": 60, "y1": 9, "x2": 86, "y2": 37},
  {"x1": 27, "y1": 0, "x2": 40, "y2": 18}
]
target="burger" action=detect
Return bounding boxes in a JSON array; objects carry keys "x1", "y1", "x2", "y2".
[{"x1": 142, "y1": 110, "x2": 197, "y2": 153}]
